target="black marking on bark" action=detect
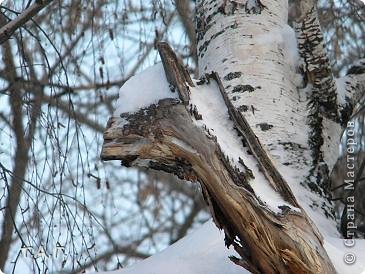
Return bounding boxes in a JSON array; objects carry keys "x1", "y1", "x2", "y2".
[
  {"x1": 232, "y1": 84, "x2": 255, "y2": 93},
  {"x1": 306, "y1": 94, "x2": 333, "y2": 210},
  {"x1": 198, "y1": 29, "x2": 224, "y2": 56},
  {"x1": 245, "y1": 0, "x2": 266, "y2": 14},
  {"x1": 339, "y1": 100, "x2": 353, "y2": 127},
  {"x1": 256, "y1": 123, "x2": 273, "y2": 131},
  {"x1": 198, "y1": 22, "x2": 239, "y2": 57},
  {"x1": 279, "y1": 142, "x2": 305, "y2": 151},
  {"x1": 149, "y1": 159, "x2": 193, "y2": 181},
  {"x1": 210, "y1": 71, "x2": 299, "y2": 207},
  {"x1": 251, "y1": 105, "x2": 256, "y2": 115},
  {"x1": 196, "y1": 7, "x2": 209, "y2": 42},
  {"x1": 224, "y1": 72, "x2": 242, "y2": 81},
  {"x1": 190, "y1": 104, "x2": 203, "y2": 120},
  {"x1": 238, "y1": 105, "x2": 249, "y2": 112},
  {"x1": 217, "y1": 4, "x2": 226, "y2": 14},
  {"x1": 196, "y1": 0, "x2": 244, "y2": 54},
  {"x1": 218, "y1": 1, "x2": 244, "y2": 15},
  {"x1": 347, "y1": 64, "x2": 365, "y2": 75},
  {"x1": 294, "y1": 6, "x2": 339, "y2": 122}
]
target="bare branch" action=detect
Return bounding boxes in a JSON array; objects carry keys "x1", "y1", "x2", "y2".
[
  {"x1": 175, "y1": 0, "x2": 198, "y2": 66},
  {"x1": 0, "y1": 0, "x2": 53, "y2": 44}
]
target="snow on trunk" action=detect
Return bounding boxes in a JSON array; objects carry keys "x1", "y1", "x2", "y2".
[
  {"x1": 196, "y1": 0, "x2": 338, "y2": 235},
  {"x1": 189, "y1": 79, "x2": 293, "y2": 212},
  {"x1": 102, "y1": 42, "x2": 338, "y2": 273}
]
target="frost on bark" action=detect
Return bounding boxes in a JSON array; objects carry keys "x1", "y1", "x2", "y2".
[{"x1": 101, "y1": 0, "x2": 364, "y2": 272}]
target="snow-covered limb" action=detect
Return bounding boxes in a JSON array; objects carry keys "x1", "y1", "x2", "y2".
[
  {"x1": 194, "y1": 0, "x2": 340, "y2": 227},
  {"x1": 102, "y1": 41, "x2": 337, "y2": 273},
  {"x1": 101, "y1": 0, "x2": 361, "y2": 271},
  {"x1": 101, "y1": 88, "x2": 335, "y2": 274},
  {"x1": 195, "y1": 0, "x2": 313, "y2": 192}
]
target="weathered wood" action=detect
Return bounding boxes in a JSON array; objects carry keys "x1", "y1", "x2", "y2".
[
  {"x1": 157, "y1": 42, "x2": 194, "y2": 104},
  {"x1": 102, "y1": 40, "x2": 337, "y2": 273},
  {"x1": 101, "y1": 97, "x2": 335, "y2": 273}
]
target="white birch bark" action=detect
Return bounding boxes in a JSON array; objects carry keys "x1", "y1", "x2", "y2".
[{"x1": 196, "y1": 0, "x2": 341, "y2": 224}]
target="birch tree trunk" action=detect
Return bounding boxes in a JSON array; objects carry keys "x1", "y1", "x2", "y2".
[{"x1": 101, "y1": 0, "x2": 365, "y2": 272}]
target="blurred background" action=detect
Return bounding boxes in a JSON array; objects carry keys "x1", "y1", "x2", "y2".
[{"x1": 0, "y1": 0, "x2": 364, "y2": 273}]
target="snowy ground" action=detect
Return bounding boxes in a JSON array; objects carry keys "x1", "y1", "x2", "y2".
[
  {"x1": 98, "y1": 220, "x2": 246, "y2": 274},
  {"x1": 94, "y1": 219, "x2": 365, "y2": 274}
]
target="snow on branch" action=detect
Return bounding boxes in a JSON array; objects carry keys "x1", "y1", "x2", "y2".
[
  {"x1": 113, "y1": 63, "x2": 178, "y2": 116},
  {"x1": 101, "y1": 42, "x2": 336, "y2": 274}
]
